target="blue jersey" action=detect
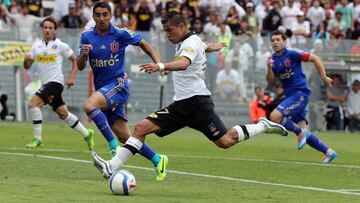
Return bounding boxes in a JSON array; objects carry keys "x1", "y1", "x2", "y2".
[
  {"x1": 80, "y1": 24, "x2": 142, "y2": 90},
  {"x1": 271, "y1": 47, "x2": 311, "y2": 97}
]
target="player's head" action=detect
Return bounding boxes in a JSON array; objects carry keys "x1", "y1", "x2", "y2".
[
  {"x1": 270, "y1": 30, "x2": 287, "y2": 53},
  {"x1": 93, "y1": 2, "x2": 112, "y2": 33},
  {"x1": 41, "y1": 17, "x2": 57, "y2": 41},
  {"x1": 161, "y1": 11, "x2": 189, "y2": 44}
]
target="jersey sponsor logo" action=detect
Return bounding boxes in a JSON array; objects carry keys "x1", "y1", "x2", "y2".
[
  {"x1": 284, "y1": 58, "x2": 291, "y2": 68},
  {"x1": 90, "y1": 54, "x2": 119, "y2": 68},
  {"x1": 110, "y1": 42, "x2": 119, "y2": 52},
  {"x1": 36, "y1": 54, "x2": 57, "y2": 63},
  {"x1": 277, "y1": 68, "x2": 294, "y2": 79}
]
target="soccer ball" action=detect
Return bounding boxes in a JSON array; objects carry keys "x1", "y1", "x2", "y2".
[{"x1": 109, "y1": 170, "x2": 136, "y2": 195}]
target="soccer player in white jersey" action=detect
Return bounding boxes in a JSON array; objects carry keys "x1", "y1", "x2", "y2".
[
  {"x1": 91, "y1": 11, "x2": 288, "y2": 178},
  {"x1": 23, "y1": 17, "x2": 94, "y2": 150}
]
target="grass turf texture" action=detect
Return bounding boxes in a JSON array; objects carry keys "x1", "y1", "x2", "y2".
[{"x1": 0, "y1": 122, "x2": 359, "y2": 202}]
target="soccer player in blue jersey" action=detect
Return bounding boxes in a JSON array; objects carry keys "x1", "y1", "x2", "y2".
[
  {"x1": 77, "y1": 2, "x2": 168, "y2": 180},
  {"x1": 266, "y1": 30, "x2": 337, "y2": 163}
]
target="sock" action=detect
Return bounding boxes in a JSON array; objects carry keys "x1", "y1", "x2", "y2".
[
  {"x1": 139, "y1": 143, "x2": 160, "y2": 166},
  {"x1": 30, "y1": 107, "x2": 42, "y2": 140},
  {"x1": 280, "y1": 117, "x2": 302, "y2": 135},
  {"x1": 110, "y1": 137, "x2": 143, "y2": 170},
  {"x1": 109, "y1": 139, "x2": 119, "y2": 150},
  {"x1": 64, "y1": 112, "x2": 88, "y2": 138},
  {"x1": 234, "y1": 123, "x2": 266, "y2": 142},
  {"x1": 306, "y1": 133, "x2": 329, "y2": 154},
  {"x1": 86, "y1": 108, "x2": 116, "y2": 143}
]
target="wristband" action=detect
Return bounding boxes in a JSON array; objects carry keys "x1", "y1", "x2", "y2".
[{"x1": 157, "y1": 63, "x2": 165, "y2": 72}]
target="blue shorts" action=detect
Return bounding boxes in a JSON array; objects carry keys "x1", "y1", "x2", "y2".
[
  {"x1": 275, "y1": 92, "x2": 309, "y2": 123},
  {"x1": 97, "y1": 77, "x2": 129, "y2": 126}
]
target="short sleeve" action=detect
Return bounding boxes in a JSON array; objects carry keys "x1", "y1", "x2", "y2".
[
  {"x1": 78, "y1": 33, "x2": 87, "y2": 56},
  {"x1": 290, "y1": 48, "x2": 310, "y2": 62},
  {"x1": 61, "y1": 42, "x2": 74, "y2": 58},
  {"x1": 119, "y1": 29, "x2": 142, "y2": 46},
  {"x1": 179, "y1": 40, "x2": 198, "y2": 64}
]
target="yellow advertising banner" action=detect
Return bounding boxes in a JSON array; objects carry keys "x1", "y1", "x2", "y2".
[{"x1": 0, "y1": 41, "x2": 31, "y2": 66}]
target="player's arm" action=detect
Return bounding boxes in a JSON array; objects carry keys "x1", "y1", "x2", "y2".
[
  {"x1": 23, "y1": 53, "x2": 34, "y2": 70},
  {"x1": 265, "y1": 57, "x2": 276, "y2": 85},
  {"x1": 66, "y1": 54, "x2": 78, "y2": 88},
  {"x1": 139, "y1": 57, "x2": 190, "y2": 73},
  {"x1": 77, "y1": 44, "x2": 92, "y2": 71},
  {"x1": 205, "y1": 42, "x2": 227, "y2": 53},
  {"x1": 139, "y1": 39, "x2": 160, "y2": 63},
  {"x1": 308, "y1": 53, "x2": 333, "y2": 87}
]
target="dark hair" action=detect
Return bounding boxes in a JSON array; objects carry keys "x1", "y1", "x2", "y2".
[
  {"x1": 254, "y1": 86, "x2": 262, "y2": 91},
  {"x1": 41, "y1": 16, "x2": 58, "y2": 29},
  {"x1": 270, "y1": 30, "x2": 287, "y2": 40},
  {"x1": 161, "y1": 11, "x2": 186, "y2": 26},
  {"x1": 93, "y1": 2, "x2": 112, "y2": 14}
]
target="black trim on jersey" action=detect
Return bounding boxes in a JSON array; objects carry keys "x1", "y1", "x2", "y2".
[
  {"x1": 33, "y1": 120, "x2": 42, "y2": 124},
  {"x1": 240, "y1": 125, "x2": 250, "y2": 140},
  {"x1": 124, "y1": 144, "x2": 139, "y2": 155},
  {"x1": 180, "y1": 31, "x2": 196, "y2": 42},
  {"x1": 70, "y1": 120, "x2": 79, "y2": 128}
]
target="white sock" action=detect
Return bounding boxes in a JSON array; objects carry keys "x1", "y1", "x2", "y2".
[
  {"x1": 234, "y1": 123, "x2": 266, "y2": 142},
  {"x1": 30, "y1": 107, "x2": 42, "y2": 140},
  {"x1": 110, "y1": 137, "x2": 143, "y2": 171},
  {"x1": 65, "y1": 112, "x2": 88, "y2": 138}
]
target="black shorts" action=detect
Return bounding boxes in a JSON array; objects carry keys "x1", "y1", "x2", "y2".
[
  {"x1": 35, "y1": 82, "x2": 65, "y2": 111},
  {"x1": 146, "y1": 95, "x2": 227, "y2": 141}
]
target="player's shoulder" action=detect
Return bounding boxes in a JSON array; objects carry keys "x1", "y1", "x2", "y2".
[
  {"x1": 54, "y1": 38, "x2": 70, "y2": 47},
  {"x1": 32, "y1": 39, "x2": 42, "y2": 47},
  {"x1": 287, "y1": 47, "x2": 306, "y2": 55},
  {"x1": 114, "y1": 26, "x2": 136, "y2": 37},
  {"x1": 182, "y1": 34, "x2": 203, "y2": 47},
  {"x1": 81, "y1": 28, "x2": 95, "y2": 37}
]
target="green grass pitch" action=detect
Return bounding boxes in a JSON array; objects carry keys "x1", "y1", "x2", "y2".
[{"x1": 0, "y1": 122, "x2": 360, "y2": 202}]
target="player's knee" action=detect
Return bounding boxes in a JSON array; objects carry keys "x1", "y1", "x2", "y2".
[
  {"x1": 57, "y1": 110, "x2": 68, "y2": 120},
  {"x1": 83, "y1": 100, "x2": 96, "y2": 112},
  {"x1": 270, "y1": 111, "x2": 282, "y2": 123},
  {"x1": 214, "y1": 137, "x2": 232, "y2": 149}
]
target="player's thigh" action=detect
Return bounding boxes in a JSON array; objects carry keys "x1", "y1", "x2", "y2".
[
  {"x1": 275, "y1": 93, "x2": 309, "y2": 118},
  {"x1": 145, "y1": 105, "x2": 185, "y2": 138},
  {"x1": 28, "y1": 94, "x2": 45, "y2": 108},
  {"x1": 97, "y1": 79, "x2": 129, "y2": 110},
  {"x1": 84, "y1": 92, "x2": 108, "y2": 110},
  {"x1": 54, "y1": 104, "x2": 69, "y2": 119}
]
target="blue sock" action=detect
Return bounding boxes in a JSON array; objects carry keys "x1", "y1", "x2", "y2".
[
  {"x1": 87, "y1": 109, "x2": 117, "y2": 146},
  {"x1": 139, "y1": 143, "x2": 160, "y2": 166},
  {"x1": 306, "y1": 133, "x2": 329, "y2": 154},
  {"x1": 280, "y1": 117, "x2": 302, "y2": 135}
]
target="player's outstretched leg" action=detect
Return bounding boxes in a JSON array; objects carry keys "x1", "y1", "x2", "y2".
[
  {"x1": 63, "y1": 111, "x2": 95, "y2": 150},
  {"x1": 91, "y1": 151, "x2": 113, "y2": 179},
  {"x1": 26, "y1": 107, "x2": 44, "y2": 148},
  {"x1": 86, "y1": 108, "x2": 120, "y2": 156},
  {"x1": 259, "y1": 118, "x2": 288, "y2": 136},
  {"x1": 139, "y1": 143, "x2": 169, "y2": 180}
]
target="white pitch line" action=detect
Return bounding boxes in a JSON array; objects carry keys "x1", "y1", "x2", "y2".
[
  {"x1": 2, "y1": 147, "x2": 360, "y2": 169},
  {"x1": 1, "y1": 151, "x2": 360, "y2": 197}
]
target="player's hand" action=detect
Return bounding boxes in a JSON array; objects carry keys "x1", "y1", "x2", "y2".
[
  {"x1": 322, "y1": 75, "x2": 333, "y2": 87},
  {"x1": 81, "y1": 44, "x2": 92, "y2": 56},
  {"x1": 24, "y1": 52, "x2": 32, "y2": 61},
  {"x1": 267, "y1": 57, "x2": 274, "y2": 69},
  {"x1": 139, "y1": 63, "x2": 159, "y2": 74},
  {"x1": 66, "y1": 78, "x2": 75, "y2": 89},
  {"x1": 213, "y1": 42, "x2": 227, "y2": 51}
]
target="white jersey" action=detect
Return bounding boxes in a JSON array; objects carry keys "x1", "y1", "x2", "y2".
[
  {"x1": 172, "y1": 34, "x2": 211, "y2": 101},
  {"x1": 30, "y1": 38, "x2": 73, "y2": 85}
]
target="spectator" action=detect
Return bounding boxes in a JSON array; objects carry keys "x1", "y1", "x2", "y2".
[
  {"x1": 335, "y1": 0, "x2": 353, "y2": 38},
  {"x1": 190, "y1": 18, "x2": 205, "y2": 39},
  {"x1": 111, "y1": 6, "x2": 129, "y2": 28},
  {"x1": 0, "y1": 4, "x2": 11, "y2": 31},
  {"x1": 214, "y1": 19, "x2": 232, "y2": 56},
  {"x1": 280, "y1": 0, "x2": 301, "y2": 31},
  {"x1": 312, "y1": 21, "x2": 330, "y2": 47},
  {"x1": 52, "y1": 0, "x2": 73, "y2": 21},
  {"x1": 327, "y1": 11, "x2": 347, "y2": 37},
  {"x1": 262, "y1": 0, "x2": 282, "y2": 36},
  {"x1": 165, "y1": 0, "x2": 181, "y2": 13},
  {"x1": 353, "y1": 0, "x2": 360, "y2": 23},
  {"x1": 210, "y1": 0, "x2": 245, "y2": 20},
  {"x1": 249, "y1": 86, "x2": 272, "y2": 123},
  {"x1": 347, "y1": 79, "x2": 360, "y2": 132},
  {"x1": 215, "y1": 62, "x2": 242, "y2": 102},
  {"x1": 323, "y1": 1, "x2": 335, "y2": 22},
  {"x1": 291, "y1": 11, "x2": 310, "y2": 49},
  {"x1": 133, "y1": 0, "x2": 155, "y2": 42},
  {"x1": 307, "y1": 0, "x2": 325, "y2": 32},
  {"x1": 226, "y1": 6, "x2": 241, "y2": 34},
  {"x1": 264, "y1": 83, "x2": 285, "y2": 119},
  {"x1": 81, "y1": 0, "x2": 94, "y2": 23},
  {"x1": 325, "y1": 74, "x2": 348, "y2": 130},
  {"x1": 26, "y1": 0, "x2": 43, "y2": 17},
  {"x1": 244, "y1": 2, "x2": 258, "y2": 35},
  {"x1": 255, "y1": 43, "x2": 271, "y2": 70},
  {"x1": 203, "y1": 12, "x2": 219, "y2": 37},
  {"x1": 4, "y1": 3, "x2": 47, "y2": 41},
  {"x1": 60, "y1": 3, "x2": 83, "y2": 29},
  {"x1": 352, "y1": 13, "x2": 360, "y2": 39}
]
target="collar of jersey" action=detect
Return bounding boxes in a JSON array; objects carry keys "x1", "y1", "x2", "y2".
[
  {"x1": 92, "y1": 24, "x2": 116, "y2": 35},
  {"x1": 275, "y1": 47, "x2": 288, "y2": 57}
]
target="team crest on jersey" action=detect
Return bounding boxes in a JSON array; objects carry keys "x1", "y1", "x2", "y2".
[
  {"x1": 48, "y1": 95, "x2": 54, "y2": 103},
  {"x1": 284, "y1": 58, "x2": 291, "y2": 68},
  {"x1": 110, "y1": 42, "x2": 119, "y2": 52},
  {"x1": 51, "y1": 44, "x2": 58, "y2": 50}
]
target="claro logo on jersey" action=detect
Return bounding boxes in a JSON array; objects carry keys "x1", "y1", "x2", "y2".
[
  {"x1": 36, "y1": 54, "x2": 57, "y2": 63},
  {"x1": 90, "y1": 54, "x2": 119, "y2": 68}
]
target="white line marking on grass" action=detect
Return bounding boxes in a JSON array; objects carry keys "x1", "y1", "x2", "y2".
[
  {"x1": 1, "y1": 151, "x2": 360, "y2": 197},
  {"x1": 2, "y1": 147, "x2": 360, "y2": 169},
  {"x1": 339, "y1": 189, "x2": 360, "y2": 192}
]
